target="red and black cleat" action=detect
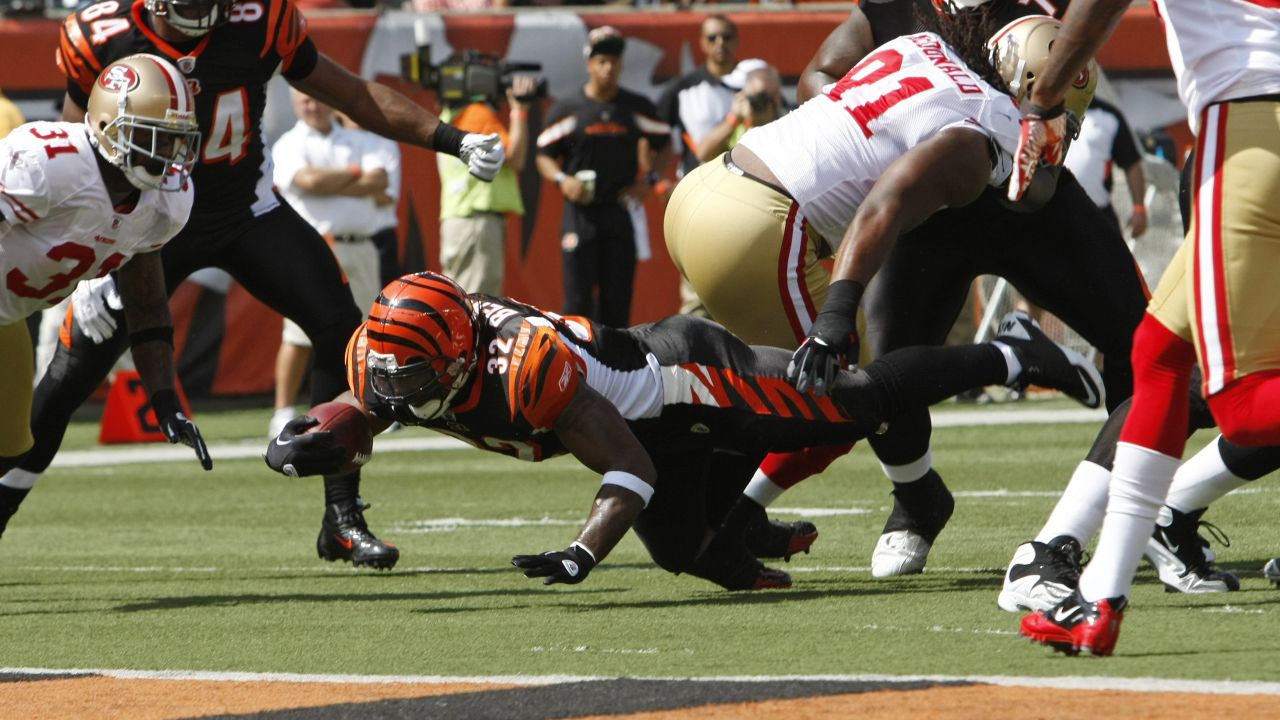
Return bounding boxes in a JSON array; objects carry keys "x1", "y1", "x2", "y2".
[
  {"x1": 752, "y1": 565, "x2": 793, "y2": 590},
  {"x1": 747, "y1": 519, "x2": 819, "y2": 562},
  {"x1": 1020, "y1": 590, "x2": 1127, "y2": 657},
  {"x1": 317, "y1": 499, "x2": 399, "y2": 570}
]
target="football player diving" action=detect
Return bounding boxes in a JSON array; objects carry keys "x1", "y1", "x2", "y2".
[
  {"x1": 0, "y1": 54, "x2": 210, "y2": 487},
  {"x1": 0, "y1": 0, "x2": 504, "y2": 569},
  {"x1": 265, "y1": 272, "x2": 1103, "y2": 591}
]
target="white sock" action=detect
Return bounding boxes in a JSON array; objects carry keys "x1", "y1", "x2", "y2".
[
  {"x1": 743, "y1": 471, "x2": 786, "y2": 507},
  {"x1": 1078, "y1": 442, "x2": 1180, "y2": 601},
  {"x1": 1035, "y1": 460, "x2": 1111, "y2": 545},
  {"x1": 991, "y1": 341, "x2": 1022, "y2": 384},
  {"x1": 0, "y1": 468, "x2": 41, "y2": 490},
  {"x1": 1165, "y1": 435, "x2": 1248, "y2": 513},
  {"x1": 879, "y1": 450, "x2": 933, "y2": 484}
]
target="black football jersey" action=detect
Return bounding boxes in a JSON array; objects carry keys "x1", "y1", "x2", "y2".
[
  {"x1": 863, "y1": 0, "x2": 1072, "y2": 46},
  {"x1": 57, "y1": 0, "x2": 319, "y2": 226}
]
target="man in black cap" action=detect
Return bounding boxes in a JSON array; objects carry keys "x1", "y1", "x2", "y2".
[{"x1": 535, "y1": 26, "x2": 672, "y2": 327}]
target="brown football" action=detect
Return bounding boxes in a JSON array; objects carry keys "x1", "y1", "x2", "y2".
[{"x1": 305, "y1": 401, "x2": 374, "y2": 474}]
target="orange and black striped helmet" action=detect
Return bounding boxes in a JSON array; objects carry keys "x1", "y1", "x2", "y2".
[{"x1": 365, "y1": 272, "x2": 479, "y2": 419}]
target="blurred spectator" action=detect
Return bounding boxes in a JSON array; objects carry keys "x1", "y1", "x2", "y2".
[
  {"x1": 1064, "y1": 97, "x2": 1149, "y2": 239},
  {"x1": 268, "y1": 90, "x2": 394, "y2": 436},
  {"x1": 336, "y1": 112, "x2": 404, "y2": 289},
  {"x1": 436, "y1": 76, "x2": 536, "y2": 295},
  {"x1": 0, "y1": 90, "x2": 22, "y2": 139},
  {"x1": 693, "y1": 61, "x2": 785, "y2": 163},
  {"x1": 536, "y1": 26, "x2": 671, "y2": 327},
  {"x1": 410, "y1": 0, "x2": 508, "y2": 9},
  {"x1": 657, "y1": 14, "x2": 740, "y2": 317}
]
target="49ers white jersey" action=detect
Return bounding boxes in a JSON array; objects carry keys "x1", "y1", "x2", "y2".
[
  {"x1": 737, "y1": 32, "x2": 1021, "y2": 244},
  {"x1": 1153, "y1": 0, "x2": 1280, "y2": 133},
  {"x1": 0, "y1": 121, "x2": 192, "y2": 323}
]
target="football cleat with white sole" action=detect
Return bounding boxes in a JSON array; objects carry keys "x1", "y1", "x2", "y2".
[
  {"x1": 1021, "y1": 590, "x2": 1127, "y2": 657},
  {"x1": 1145, "y1": 506, "x2": 1239, "y2": 593},
  {"x1": 871, "y1": 530, "x2": 931, "y2": 577},
  {"x1": 994, "y1": 312, "x2": 1105, "y2": 409},
  {"x1": 998, "y1": 535, "x2": 1083, "y2": 613}
]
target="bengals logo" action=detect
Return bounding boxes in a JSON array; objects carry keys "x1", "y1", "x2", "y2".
[{"x1": 98, "y1": 65, "x2": 139, "y2": 93}]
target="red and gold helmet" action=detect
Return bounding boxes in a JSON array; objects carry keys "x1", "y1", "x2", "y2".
[
  {"x1": 987, "y1": 15, "x2": 1098, "y2": 137},
  {"x1": 86, "y1": 54, "x2": 200, "y2": 191},
  {"x1": 365, "y1": 272, "x2": 479, "y2": 420}
]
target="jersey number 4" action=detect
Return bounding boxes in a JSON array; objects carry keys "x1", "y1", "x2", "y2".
[
  {"x1": 826, "y1": 49, "x2": 935, "y2": 138},
  {"x1": 205, "y1": 89, "x2": 251, "y2": 164}
]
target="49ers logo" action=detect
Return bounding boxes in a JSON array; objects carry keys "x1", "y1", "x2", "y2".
[
  {"x1": 1072, "y1": 66, "x2": 1092, "y2": 90},
  {"x1": 98, "y1": 64, "x2": 139, "y2": 93}
]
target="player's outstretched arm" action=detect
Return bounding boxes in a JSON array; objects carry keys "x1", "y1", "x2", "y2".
[
  {"x1": 264, "y1": 392, "x2": 389, "y2": 477},
  {"x1": 290, "y1": 55, "x2": 505, "y2": 181},
  {"x1": 511, "y1": 385, "x2": 657, "y2": 586},
  {"x1": 117, "y1": 252, "x2": 212, "y2": 470},
  {"x1": 796, "y1": 7, "x2": 874, "y2": 104}
]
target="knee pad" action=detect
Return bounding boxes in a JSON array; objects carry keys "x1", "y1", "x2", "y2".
[{"x1": 1209, "y1": 371, "x2": 1280, "y2": 447}]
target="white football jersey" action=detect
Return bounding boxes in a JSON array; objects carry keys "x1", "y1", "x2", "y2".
[
  {"x1": 737, "y1": 32, "x2": 1022, "y2": 244},
  {"x1": 0, "y1": 121, "x2": 192, "y2": 323},
  {"x1": 1153, "y1": 0, "x2": 1280, "y2": 133}
]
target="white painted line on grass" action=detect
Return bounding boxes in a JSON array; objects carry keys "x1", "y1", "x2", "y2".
[
  {"x1": 50, "y1": 408, "x2": 1105, "y2": 468},
  {"x1": 4, "y1": 667, "x2": 1280, "y2": 696}
]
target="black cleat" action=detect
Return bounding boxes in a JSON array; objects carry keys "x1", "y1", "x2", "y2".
[
  {"x1": 317, "y1": 499, "x2": 399, "y2": 570},
  {"x1": 0, "y1": 485, "x2": 31, "y2": 540},
  {"x1": 1145, "y1": 507, "x2": 1239, "y2": 593},
  {"x1": 747, "y1": 518, "x2": 819, "y2": 562},
  {"x1": 995, "y1": 311, "x2": 1105, "y2": 409}
]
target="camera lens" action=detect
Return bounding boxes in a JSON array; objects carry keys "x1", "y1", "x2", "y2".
[{"x1": 747, "y1": 92, "x2": 774, "y2": 113}]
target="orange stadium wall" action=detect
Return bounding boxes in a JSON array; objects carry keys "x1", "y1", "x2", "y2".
[{"x1": 0, "y1": 6, "x2": 1175, "y2": 397}]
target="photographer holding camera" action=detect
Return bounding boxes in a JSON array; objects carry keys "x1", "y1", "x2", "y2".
[
  {"x1": 437, "y1": 74, "x2": 539, "y2": 295},
  {"x1": 694, "y1": 61, "x2": 786, "y2": 165}
]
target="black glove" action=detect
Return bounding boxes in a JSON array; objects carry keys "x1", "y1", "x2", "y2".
[
  {"x1": 511, "y1": 543, "x2": 597, "y2": 585},
  {"x1": 263, "y1": 415, "x2": 347, "y2": 477},
  {"x1": 150, "y1": 389, "x2": 212, "y2": 470},
  {"x1": 787, "y1": 280, "x2": 864, "y2": 396}
]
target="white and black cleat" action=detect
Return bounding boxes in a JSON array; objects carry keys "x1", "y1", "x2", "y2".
[{"x1": 995, "y1": 312, "x2": 1105, "y2": 409}]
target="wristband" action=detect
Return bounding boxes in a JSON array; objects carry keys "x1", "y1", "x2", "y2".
[
  {"x1": 510, "y1": 109, "x2": 529, "y2": 121},
  {"x1": 554, "y1": 171, "x2": 567, "y2": 185},
  {"x1": 653, "y1": 179, "x2": 671, "y2": 196},
  {"x1": 348, "y1": 164, "x2": 363, "y2": 179},
  {"x1": 1131, "y1": 205, "x2": 1147, "y2": 214},
  {"x1": 644, "y1": 171, "x2": 660, "y2": 186},
  {"x1": 130, "y1": 325, "x2": 175, "y2": 350},
  {"x1": 601, "y1": 470, "x2": 654, "y2": 506},
  {"x1": 569, "y1": 541, "x2": 597, "y2": 563},
  {"x1": 725, "y1": 112, "x2": 741, "y2": 127},
  {"x1": 430, "y1": 122, "x2": 465, "y2": 157},
  {"x1": 821, "y1": 279, "x2": 865, "y2": 320},
  {"x1": 1026, "y1": 102, "x2": 1065, "y2": 120},
  {"x1": 149, "y1": 388, "x2": 181, "y2": 419}
]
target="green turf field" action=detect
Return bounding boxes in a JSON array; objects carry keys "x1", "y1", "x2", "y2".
[{"x1": 3, "y1": 401, "x2": 1278, "y2": 680}]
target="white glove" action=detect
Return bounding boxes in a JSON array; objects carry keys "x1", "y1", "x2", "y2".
[
  {"x1": 71, "y1": 276, "x2": 123, "y2": 344},
  {"x1": 459, "y1": 133, "x2": 505, "y2": 182}
]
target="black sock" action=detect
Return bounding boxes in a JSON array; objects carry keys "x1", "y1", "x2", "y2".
[
  {"x1": 323, "y1": 471, "x2": 360, "y2": 507},
  {"x1": 0, "y1": 485, "x2": 32, "y2": 536}
]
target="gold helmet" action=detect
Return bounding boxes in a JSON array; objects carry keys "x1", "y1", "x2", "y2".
[
  {"x1": 987, "y1": 15, "x2": 1098, "y2": 137},
  {"x1": 86, "y1": 54, "x2": 202, "y2": 192}
]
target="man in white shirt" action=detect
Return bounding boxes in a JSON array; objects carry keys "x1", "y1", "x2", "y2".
[{"x1": 269, "y1": 89, "x2": 395, "y2": 436}]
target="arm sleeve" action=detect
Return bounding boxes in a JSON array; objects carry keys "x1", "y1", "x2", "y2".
[
  {"x1": 270, "y1": 133, "x2": 305, "y2": 189},
  {"x1": 56, "y1": 13, "x2": 101, "y2": 108},
  {"x1": 535, "y1": 103, "x2": 573, "y2": 159},
  {"x1": 0, "y1": 143, "x2": 53, "y2": 225},
  {"x1": 266, "y1": 0, "x2": 319, "y2": 80},
  {"x1": 508, "y1": 324, "x2": 583, "y2": 429}
]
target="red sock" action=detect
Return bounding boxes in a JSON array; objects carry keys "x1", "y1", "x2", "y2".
[
  {"x1": 1119, "y1": 314, "x2": 1196, "y2": 457},
  {"x1": 759, "y1": 443, "x2": 855, "y2": 489}
]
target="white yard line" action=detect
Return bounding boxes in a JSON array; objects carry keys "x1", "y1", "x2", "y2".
[{"x1": 3, "y1": 666, "x2": 1279, "y2": 696}]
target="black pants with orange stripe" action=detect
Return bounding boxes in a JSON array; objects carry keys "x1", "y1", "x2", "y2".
[
  {"x1": 859, "y1": 171, "x2": 1149, "y2": 466},
  {"x1": 21, "y1": 200, "x2": 363, "y2": 479},
  {"x1": 625, "y1": 315, "x2": 1012, "y2": 583}
]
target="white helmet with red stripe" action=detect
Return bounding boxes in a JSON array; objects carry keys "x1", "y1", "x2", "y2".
[{"x1": 86, "y1": 54, "x2": 202, "y2": 191}]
